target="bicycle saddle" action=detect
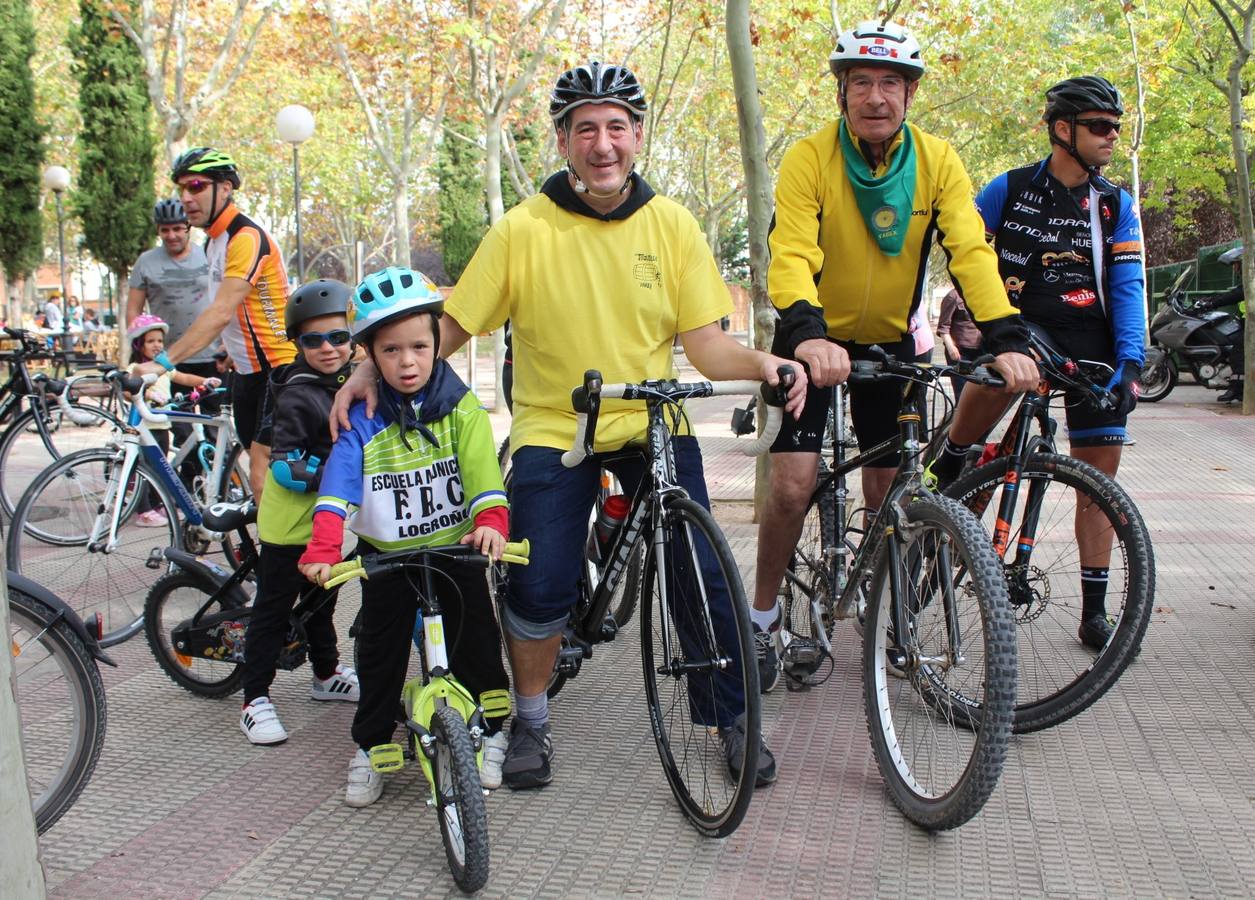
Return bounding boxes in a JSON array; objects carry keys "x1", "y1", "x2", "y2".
[{"x1": 202, "y1": 501, "x2": 257, "y2": 532}]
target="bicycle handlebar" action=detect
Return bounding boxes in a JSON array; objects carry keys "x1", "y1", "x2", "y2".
[
  {"x1": 104, "y1": 369, "x2": 168, "y2": 426},
  {"x1": 321, "y1": 539, "x2": 532, "y2": 589},
  {"x1": 562, "y1": 367, "x2": 795, "y2": 469}
]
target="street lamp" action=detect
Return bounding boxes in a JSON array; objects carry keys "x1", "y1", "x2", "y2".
[
  {"x1": 42, "y1": 165, "x2": 71, "y2": 347},
  {"x1": 275, "y1": 104, "x2": 314, "y2": 283}
]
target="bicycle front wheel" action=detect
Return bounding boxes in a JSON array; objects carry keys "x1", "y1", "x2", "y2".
[
  {"x1": 946, "y1": 453, "x2": 1154, "y2": 732},
  {"x1": 863, "y1": 494, "x2": 1016, "y2": 831},
  {"x1": 430, "y1": 704, "x2": 490, "y2": 894},
  {"x1": 0, "y1": 401, "x2": 119, "y2": 519},
  {"x1": 640, "y1": 496, "x2": 757, "y2": 838},
  {"x1": 8, "y1": 583, "x2": 108, "y2": 833},
  {"x1": 8, "y1": 448, "x2": 181, "y2": 646}
]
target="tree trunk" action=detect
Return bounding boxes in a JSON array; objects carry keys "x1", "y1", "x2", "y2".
[
  {"x1": 392, "y1": 176, "x2": 411, "y2": 268},
  {"x1": 0, "y1": 571, "x2": 48, "y2": 895},
  {"x1": 5, "y1": 274, "x2": 20, "y2": 331},
  {"x1": 703, "y1": 211, "x2": 720, "y2": 261},
  {"x1": 726, "y1": 0, "x2": 775, "y2": 518},
  {"x1": 483, "y1": 114, "x2": 507, "y2": 411},
  {"x1": 1225, "y1": 59, "x2": 1255, "y2": 415}
]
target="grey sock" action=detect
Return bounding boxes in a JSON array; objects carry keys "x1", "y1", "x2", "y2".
[{"x1": 515, "y1": 690, "x2": 548, "y2": 730}]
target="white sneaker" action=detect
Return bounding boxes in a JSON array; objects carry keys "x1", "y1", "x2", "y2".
[
  {"x1": 311, "y1": 664, "x2": 360, "y2": 702},
  {"x1": 240, "y1": 697, "x2": 288, "y2": 745},
  {"x1": 345, "y1": 748, "x2": 383, "y2": 807},
  {"x1": 479, "y1": 731, "x2": 508, "y2": 790}
]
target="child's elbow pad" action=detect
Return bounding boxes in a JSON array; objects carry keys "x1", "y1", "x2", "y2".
[{"x1": 271, "y1": 451, "x2": 321, "y2": 493}]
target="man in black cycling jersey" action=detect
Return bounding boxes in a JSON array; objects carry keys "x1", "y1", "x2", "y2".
[
  {"x1": 751, "y1": 21, "x2": 1037, "y2": 690},
  {"x1": 333, "y1": 62, "x2": 805, "y2": 791},
  {"x1": 931, "y1": 75, "x2": 1147, "y2": 650}
]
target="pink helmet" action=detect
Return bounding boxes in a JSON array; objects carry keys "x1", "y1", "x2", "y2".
[{"x1": 127, "y1": 314, "x2": 169, "y2": 342}]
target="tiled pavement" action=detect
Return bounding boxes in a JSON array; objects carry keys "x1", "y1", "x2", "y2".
[{"x1": 27, "y1": 360, "x2": 1255, "y2": 898}]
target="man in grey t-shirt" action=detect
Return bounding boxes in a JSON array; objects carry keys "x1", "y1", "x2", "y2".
[
  {"x1": 127, "y1": 199, "x2": 218, "y2": 368},
  {"x1": 128, "y1": 198, "x2": 221, "y2": 409}
]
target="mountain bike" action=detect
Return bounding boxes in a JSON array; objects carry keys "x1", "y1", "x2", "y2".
[
  {"x1": 0, "y1": 327, "x2": 122, "y2": 518},
  {"x1": 143, "y1": 501, "x2": 349, "y2": 698},
  {"x1": 770, "y1": 350, "x2": 1017, "y2": 831},
  {"x1": 7, "y1": 570, "x2": 114, "y2": 833},
  {"x1": 937, "y1": 329, "x2": 1154, "y2": 733},
  {"x1": 323, "y1": 540, "x2": 530, "y2": 894},
  {"x1": 514, "y1": 368, "x2": 790, "y2": 838},
  {"x1": 7, "y1": 372, "x2": 249, "y2": 646}
]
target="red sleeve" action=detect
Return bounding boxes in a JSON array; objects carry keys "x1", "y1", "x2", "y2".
[
  {"x1": 473, "y1": 506, "x2": 509, "y2": 541},
  {"x1": 299, "y1": 510, "x2": 346, "y2": 566}
]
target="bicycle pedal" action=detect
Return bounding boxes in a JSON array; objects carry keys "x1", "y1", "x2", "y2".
[{"x1": 368, "y1": 743, "x2": 406, "y2": 773}]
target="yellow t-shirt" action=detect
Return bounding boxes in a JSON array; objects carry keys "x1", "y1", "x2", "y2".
[{"x1": 446, "y1": 175, "x2": 732, "y2": 453}]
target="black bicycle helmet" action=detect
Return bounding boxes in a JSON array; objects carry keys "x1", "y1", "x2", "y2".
[
  {"x1": 285, "y1": 279, "x2": 352, "y2": 337},
  {"x1": 153, "y1": 198, "x2": 188, "y2": 225},
  {"x1": 1043, "y1": 75, "x2": 1124, "y2": 122},
  {"x1": 549, "y1": 61, "x2": 648, "y2": 123},
  {"x1": 170, "y1": 146, "x2": 242, "y2": 189}
]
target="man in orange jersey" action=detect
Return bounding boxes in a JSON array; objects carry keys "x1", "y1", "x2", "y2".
[{"x1": 134, "y1": 147, "x2": 295, "y2": 499}]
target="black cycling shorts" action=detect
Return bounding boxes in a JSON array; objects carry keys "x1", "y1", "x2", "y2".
[
  {"x1": 231, "y1": 369, "x2": 271, "y2": 449},
  {"x1": 769, "y1": 333, "x2": 916, "y2": 469},
  {"x1": 1035, "y1": 327, "x2": 1127, "y2": 448}
]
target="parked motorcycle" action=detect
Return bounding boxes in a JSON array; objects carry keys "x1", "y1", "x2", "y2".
[{"x1": 1140, "y1": 264, "x2": 1245, "y2": 402}]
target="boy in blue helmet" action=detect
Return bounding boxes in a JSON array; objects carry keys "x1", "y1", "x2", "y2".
[
  {"x1": 240, "y1": 279, "x2": 360, "y2": 746},
  {"x1": 298, "y1": 267, "x2": 511, "y2": 807}
]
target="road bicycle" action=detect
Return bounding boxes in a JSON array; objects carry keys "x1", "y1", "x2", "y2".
[
  {"x1": 6, "y1": 372, "x2": 249, "y2": 646},
  {"x1": 514, "y1": 368, "x2": 790, "y2": 838},
  {"x1": 935, "y1": 328, "x2": 1154, "y2": 733},
  {"x1": 323, "y1": 540, "x2": 530, "y2": 895},
  {"x1": 0, "y1": 327, "x2": 123, "y2": 517},
  {"x1": 143, "y1": 501, "x2": 349, "y2": 697},
  {"x1": 7, "y1": 570, "x2": 113, "y2": 833},
  {"x1": 770, "y1": 350, "x2": 1017, "y2": 831}
]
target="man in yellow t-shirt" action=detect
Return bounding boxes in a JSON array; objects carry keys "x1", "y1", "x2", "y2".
[{"x1": 334, "y1": 62, "x2": 804, "y2": 793}]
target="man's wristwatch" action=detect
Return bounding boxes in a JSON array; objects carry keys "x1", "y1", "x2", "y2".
[{"x1": 155, "y1": 350, "x2": 176, "y2": 372}]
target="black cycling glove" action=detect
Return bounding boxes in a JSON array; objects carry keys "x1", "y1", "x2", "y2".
[{"x1": 1107, "y1": 360, "x2": 1141, "y2": 419}]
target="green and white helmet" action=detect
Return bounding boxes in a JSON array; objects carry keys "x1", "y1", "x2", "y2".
[
  {"x1": 350, "y1": 267, "x2": 443, "y2": 343},
  {"x1": 170, "y1": 147, "x2": 241, "y2": 188}
]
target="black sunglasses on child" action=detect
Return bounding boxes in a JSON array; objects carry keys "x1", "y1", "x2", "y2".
[
  {"x1": 296, "y1": 329, "x2": 352, "y2": 349},
  {"x1": 1074, "y1": 118, "x2": 1121, "y2": 137}
]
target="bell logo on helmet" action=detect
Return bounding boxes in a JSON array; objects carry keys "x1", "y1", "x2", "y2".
[{"x1": 863, "y1": 45, "x2": 897, "y2": 58}]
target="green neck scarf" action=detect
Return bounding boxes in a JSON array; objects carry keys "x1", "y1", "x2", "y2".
[{"x1": 839, "y1": 120, "x2": 917, "y2": 257}]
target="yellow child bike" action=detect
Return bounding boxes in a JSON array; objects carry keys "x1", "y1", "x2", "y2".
[{"x1": 324, "y1": 540, "x2": 529, "y2": 895}]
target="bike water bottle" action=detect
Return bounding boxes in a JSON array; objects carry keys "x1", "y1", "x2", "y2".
[{"x1": 595, "y1": 494, "x2": 630, "y2": 552}]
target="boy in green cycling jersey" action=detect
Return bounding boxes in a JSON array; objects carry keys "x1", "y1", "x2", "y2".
[
  {"x1": 298, "y1": 267, "x2": 511, "y2": 806},
  {"x1": 239, "y1": 280, "x2": 359, "y2": 747}
]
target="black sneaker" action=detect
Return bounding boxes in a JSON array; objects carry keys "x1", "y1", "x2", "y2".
[
  {"x1": 718, "y1": 712, "x2": 777, "y2": 787},
  {"x1": 1078, "y1": 614, "x2": 1116, "y2": 651},
  {"x1": 501, "y1": 719, "x2": 553, "y2": 790},
  {"x1": 752, "y1": 622, "x2": 781, "y2": 694}
]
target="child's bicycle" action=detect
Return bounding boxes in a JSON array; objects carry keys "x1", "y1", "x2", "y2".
[
  {"x1": 143, "y1": 501, "x2": 351, "y2": 697},
  {"x1": 322, "y1": 541, "x2": 530, "y2": 895}
]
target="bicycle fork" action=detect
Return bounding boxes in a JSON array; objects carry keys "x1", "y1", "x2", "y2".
[{"x1": 651, "y1": 512, "x2": 730, "y2": 679}]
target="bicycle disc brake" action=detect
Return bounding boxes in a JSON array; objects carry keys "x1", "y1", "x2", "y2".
[{"x1": 1005, "y1": 563, "x2": 1050, "y2": 623}]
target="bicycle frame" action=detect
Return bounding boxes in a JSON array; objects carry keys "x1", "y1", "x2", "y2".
[{"x1": 89, "y1": 380, "x2": 237, "y2": 552}]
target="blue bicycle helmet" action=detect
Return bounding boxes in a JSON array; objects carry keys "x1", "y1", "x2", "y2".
[{"x1": 350, "y1": 267, "x2": 444, "y2": 344}]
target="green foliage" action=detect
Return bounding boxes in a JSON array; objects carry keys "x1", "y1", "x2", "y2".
[
  {"x1": 69, "y1": 0, "x2": 154, "y2": 279},
  {"x1": 0, "y1": 0, "x2": 46, "y2": 282},
  {"x1": 436, "y1": 119, "x2": 488, "y2": 284}
]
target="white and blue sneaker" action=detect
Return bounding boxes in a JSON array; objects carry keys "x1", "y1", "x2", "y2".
[{"x1": 311, "y1": 664, "x2": 360, "y2": 702}]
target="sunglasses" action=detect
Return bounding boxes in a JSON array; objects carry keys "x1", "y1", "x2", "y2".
[
  {"x1": 296, "y1": 329, "x2": 352, "y2": 349},
  {"x1": 177, "y1": 178, "x2": 215, "y2": 194},
  {"x1": 1074, "y1": 118, "x2": 1121, "y2": 137}
]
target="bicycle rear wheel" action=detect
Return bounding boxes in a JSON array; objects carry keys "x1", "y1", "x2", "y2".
[
  {"x1": 946, "y1": 453, "x2": 1154, "y2": 732},
  {"x1": 430, "y1": 704, "x2": 490, "y2": 893},
  {"x1": 640, "y1": 496, "x2": 757, "y2": 837},
  {"x1": 8, "y1": 584, "x2": 108, "y2": 833},
  {"x1": 7, "y1": 448, "x2": 181, "y2": 646},
  {"x1": 144, "y1": 570, "x2": 248, "y2": 697},
  {"x1": 863, "y1": 494, "x2": 1016, "y2": 831},
  {"x1": 0, "y1": 401, "x2": 119, "y2": 519}
]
